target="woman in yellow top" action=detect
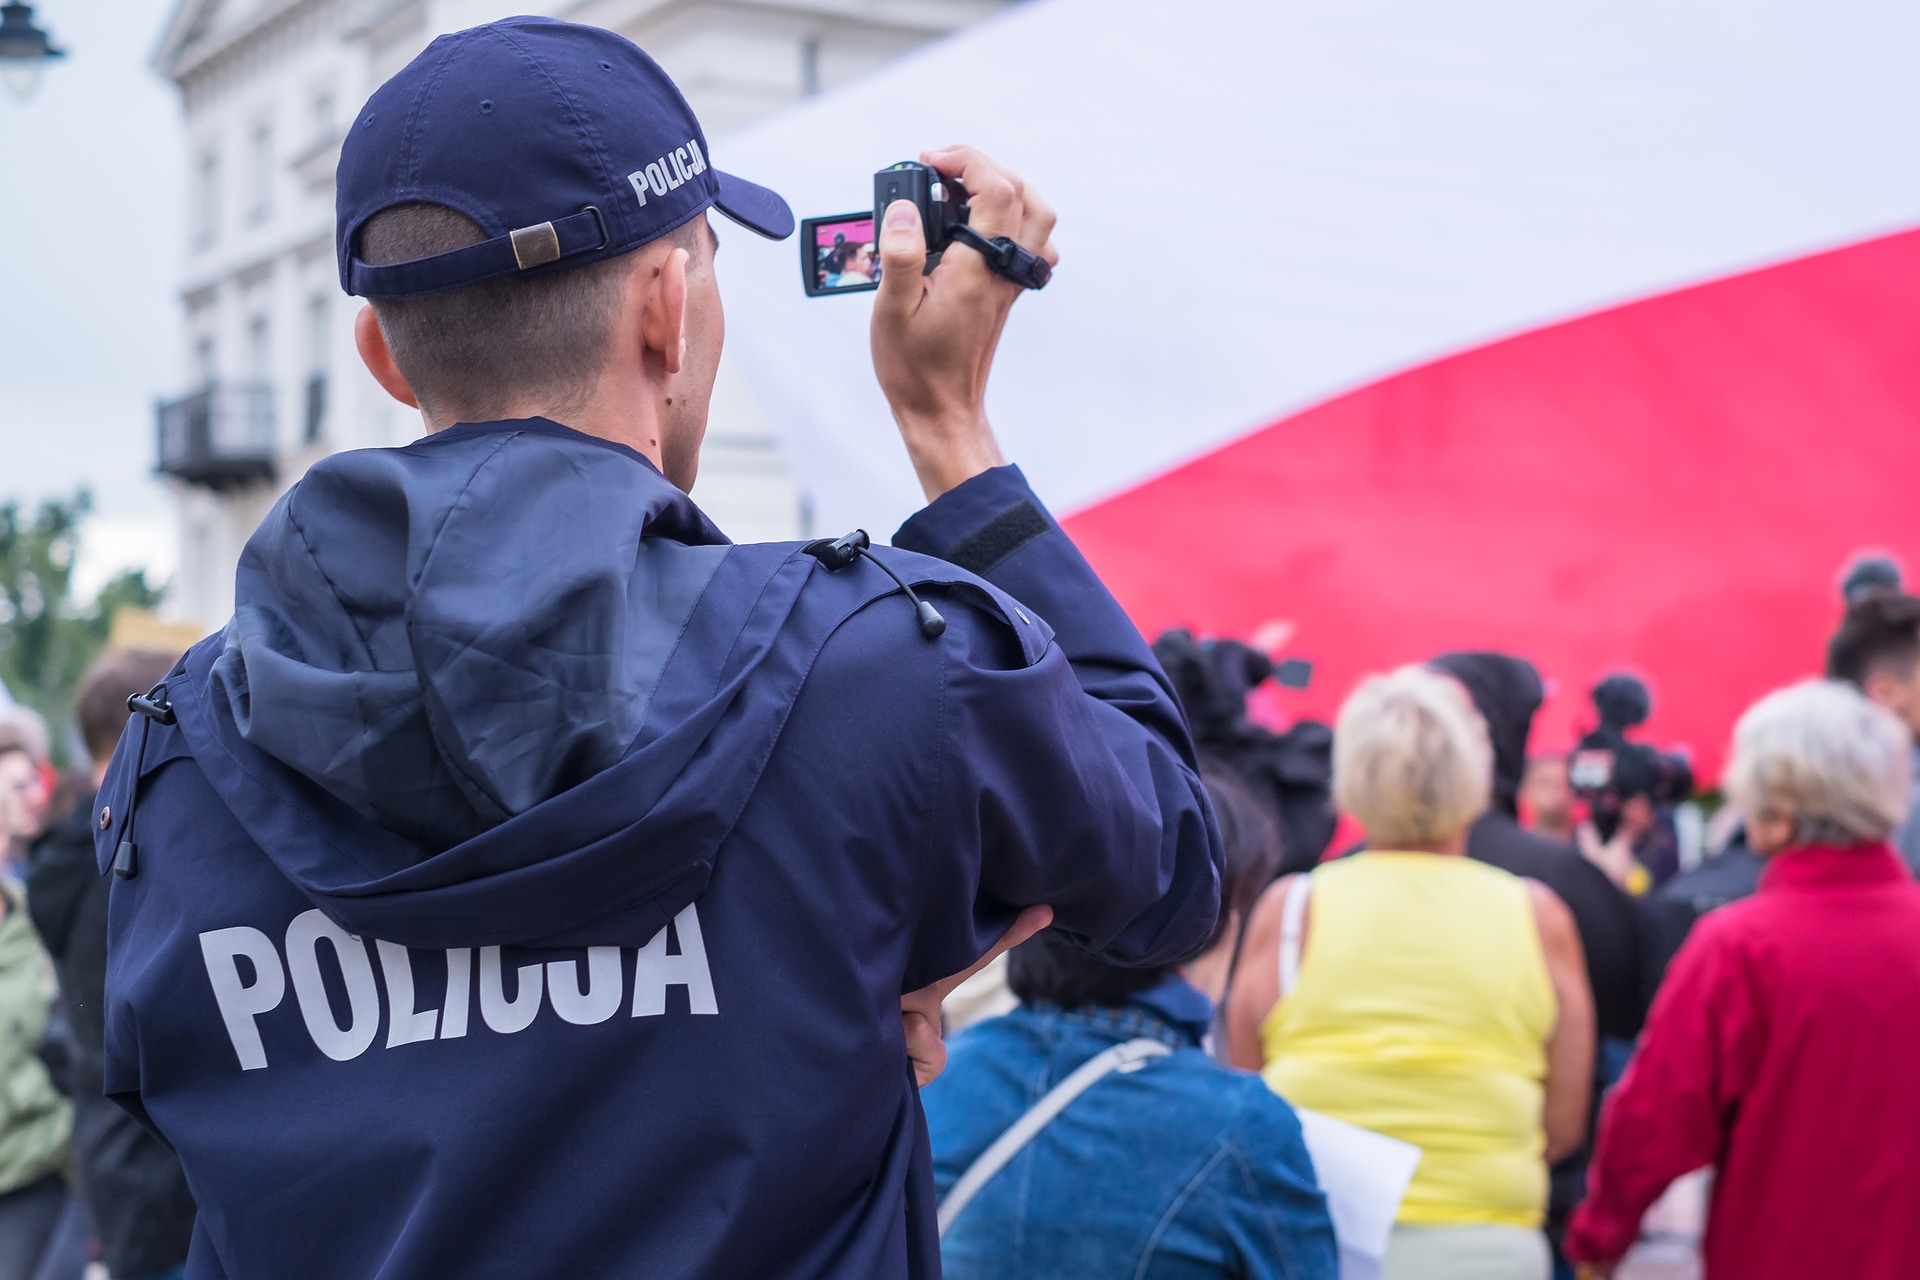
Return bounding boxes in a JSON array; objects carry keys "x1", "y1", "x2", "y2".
[{"x1": 1226, "y1": 665, "x2": 1594, "y2": 1280}]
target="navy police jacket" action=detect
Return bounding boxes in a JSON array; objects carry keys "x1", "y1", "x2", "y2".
[{"x1": 96, "y1": 419, "x2": 1223, "y2": 1279}]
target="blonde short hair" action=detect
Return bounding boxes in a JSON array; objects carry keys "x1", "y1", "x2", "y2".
[
  {"x1": 1334, "y1": 665, "x2": 1493, "y2": 847},
  {"x1": 1724, "y1": 679, "x2": 1912, "y2": 847}
]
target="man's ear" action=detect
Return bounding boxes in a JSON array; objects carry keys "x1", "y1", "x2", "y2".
[
  {"x1": 354, "y1": 305, "x2": 420, "y2": 408},
  {"x1": 638, "y1": 244, "x2": 691, "y2": 376}
]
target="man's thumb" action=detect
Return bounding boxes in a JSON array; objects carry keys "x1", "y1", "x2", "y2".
[{"x1": 873, "y1": 199, "x2": 924, "y2": 317}]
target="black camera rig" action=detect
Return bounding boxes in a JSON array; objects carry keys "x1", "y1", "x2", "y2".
[
  {"x1": 1569, "y1": 673, "x2": 1695, "y2": 841},
  {"x1": 801, "y1": 160, "x2": 1051, "y2": 296}
]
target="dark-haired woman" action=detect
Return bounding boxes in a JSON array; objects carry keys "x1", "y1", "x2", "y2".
[{"x1": 923, "y1": 771, "x2": 1336, "y2": 1280}]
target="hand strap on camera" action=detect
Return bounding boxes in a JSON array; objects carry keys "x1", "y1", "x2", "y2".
[{"x1": 947, "y1": 224, "x2": 1052, "y2": 290}]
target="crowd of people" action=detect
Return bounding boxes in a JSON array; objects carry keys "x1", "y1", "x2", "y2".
[
  {"x1": 3, "y1": 574, "x2": 1915, "y2": 1279},
  {"x1": 925, "y1": 562, "x2": 1920, "y2": 1280},
  {"x1": 0, "y1": 583, "x2": 1892, "y2": 1280}
]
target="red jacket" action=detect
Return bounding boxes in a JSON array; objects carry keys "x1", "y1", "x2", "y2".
[{"x1": 1567, "y1": 843, "x2": 1920, "y2": 1277}]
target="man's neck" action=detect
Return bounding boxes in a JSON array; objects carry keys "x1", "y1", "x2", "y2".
[{"x1": 422, "y1": 386, "x2": 666, "y2": 474}]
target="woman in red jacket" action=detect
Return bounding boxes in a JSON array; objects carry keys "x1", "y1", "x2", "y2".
[{"x1": 1568, "y1": 679, "x2": 1920, "y2": 1279}]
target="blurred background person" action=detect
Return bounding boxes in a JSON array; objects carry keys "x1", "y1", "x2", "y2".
[
  {"x1": 1567, "y1": 680, "x2": 1920, "y2": 1279},
  {"x1": 819, "y1": 236, "x2": 876, "y2": 288},
  {"x1": 1227, "y1": 666, "x2": 1593, "y2": 1280},
  {"x1": 835, "y1": 240, "x2": 875, "y2": 284},
  {"x1": 1153, "y1": 629, "x2": 1336, "y2": 876},
  {"x1": 28, "y1": 649, "x2": 195, "y2": 1280},
  {"x1": 1182, "y1": 768, "x2": 1286, "y2": 1009},
  {"x1": 926, "y1": 774, "x2": 1336, "y2": 1280},
  {"x1": 1639, "y1": 565, "x2": 1907, "y2": 1005},
  {"x1": 1638, "y1": 820, "x2": 1763, "y2": 1005},
  {"x1": 1427, "y1": 655, "x2": 1644, "y2": 1045},
  {"x1": 0, "y1": 736, "x2": 75, "y2": 1276},
  {"x1": 0, "y1": 728, "x2": 50, "y2": 877},
  {"x1": 1427, "y1": 653, "x2": 1644, "y2": 1278},
  {"x1": 1568, "y1": 676, "x2": 1694, "y2": 897},
  {"x1": 1824, "y1": 588, "x2": 1920, "y2": 873},
  {"x1": 1839, "y1": 552, "x2": 1904, "y2": 606},
  {"x1": 1521, "y1": 752, "x2": 1576, "y2": 843}
]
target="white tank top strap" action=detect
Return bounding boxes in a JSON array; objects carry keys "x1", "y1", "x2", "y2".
[{"x1": 1277, "y1": 871, "x2": 1314, "y2": 1000}]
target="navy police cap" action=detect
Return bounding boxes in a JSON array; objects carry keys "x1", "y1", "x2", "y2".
[{"x1": 337, "y1": 16, "x2": 794, "y2": 298}]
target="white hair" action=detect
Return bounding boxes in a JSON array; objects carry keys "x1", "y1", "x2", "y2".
[
  {"x1": 1725, "y1": 679, "x2": 1912, "y2": 847},
  {"x1": 1334, "y1": 665, "x2": 1492, "y2": 847}
]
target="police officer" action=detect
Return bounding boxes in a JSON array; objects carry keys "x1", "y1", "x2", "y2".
[{"x1": 97, "y1": 17, "x2": 1222, "y2": 1279}]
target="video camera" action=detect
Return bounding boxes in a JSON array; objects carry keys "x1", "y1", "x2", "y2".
[
  {"x1": 801, "y1": 161, "x2": 1052, "y2": 297},
  {"x1": 1568, "y1": 673, "x2": 1694, "y2": 841}
]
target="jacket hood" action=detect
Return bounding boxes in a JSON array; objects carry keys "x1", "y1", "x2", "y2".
[
  {"x1": 175, "y1": 419, "x2": 817, "y2": 949},
  {"x1": 1430, "y1": 651, "x2": 1542, "y2": 815}
]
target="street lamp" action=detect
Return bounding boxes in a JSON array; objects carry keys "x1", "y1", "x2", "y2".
[{"x1": 0, "y1": 2, "x2": 64, "y2": 103}]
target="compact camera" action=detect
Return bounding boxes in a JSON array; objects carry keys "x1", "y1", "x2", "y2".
[{"x1": 801, "y1": 160, "x2": 1051, "y2": 297}]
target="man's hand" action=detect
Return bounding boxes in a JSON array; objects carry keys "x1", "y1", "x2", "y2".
[
  {"x1": 871, "y1": 145, "x2": 1059, "y2": 502},
  {"x1": 902, "y1": 904, "x2": 1053, "y2": 1087},
  {"x1": 1574, "y1": 1262, "x2": 1619, "y2": 1279}
]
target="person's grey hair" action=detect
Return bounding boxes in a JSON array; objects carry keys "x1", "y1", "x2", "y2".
[
  {"x1": 1725, "y1": 679, "x2": 1912, "y2": 847},
  {"x1": 0, "y1": 706, "x2": 49, "y2": 763},
  {"x1": 1333, "y1": 665, "x2": 1493, "y2": 848}
]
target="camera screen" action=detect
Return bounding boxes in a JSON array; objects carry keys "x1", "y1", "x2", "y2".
[{"x1": 801, "y1": 214, "x2": 882, "y2": 296}]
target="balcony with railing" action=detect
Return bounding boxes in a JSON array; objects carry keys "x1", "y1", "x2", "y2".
[{"x1": 156, "y1": 383, "x2": 277, "y2": 489}]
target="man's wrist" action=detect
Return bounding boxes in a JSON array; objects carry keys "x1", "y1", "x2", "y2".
[{"x1": 893, "y1": 410, "x2": 1006, "y2": 501}]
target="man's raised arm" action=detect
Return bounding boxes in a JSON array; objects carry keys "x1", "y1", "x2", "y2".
[{"x1": 873, "y1": 146, "x2": 1223, "y2": 986}]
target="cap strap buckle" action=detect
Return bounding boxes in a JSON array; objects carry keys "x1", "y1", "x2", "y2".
[
  {"x1": 349, "y1": 205, "x2": 610, "y2": 296},
  {"x1": 511, "y1": 221, "x2": 563, "y2": 270}
]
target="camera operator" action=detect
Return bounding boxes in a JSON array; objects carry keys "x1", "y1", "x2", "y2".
[
  {"x1": 93, "y1": 19, "x2": 1222, "y2": 1280},
  {"x1": 1150, "y1": 629, "x2": 1337, "y2": 875},
  {"x1": 1570, "y1": 675, "x2": 1694, "y2": 896}
]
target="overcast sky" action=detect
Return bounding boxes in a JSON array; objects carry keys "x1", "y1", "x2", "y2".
[{"x1": 0, "y1": 0, "x2": 182, "y2": 596}]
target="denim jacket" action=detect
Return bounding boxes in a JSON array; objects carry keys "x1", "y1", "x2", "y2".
[{"x1": 924, "y1": 980, "x2": 1337, "y2": 1280}]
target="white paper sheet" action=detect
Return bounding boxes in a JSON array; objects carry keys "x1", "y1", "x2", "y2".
[{"x1": 1293, "y1": 1109, "x2": 1422, "y2": 1280}]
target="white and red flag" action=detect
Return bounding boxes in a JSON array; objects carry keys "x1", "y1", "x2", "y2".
[{"x1": 718, "y1": 0, "x2": 1920, "y2": 776}]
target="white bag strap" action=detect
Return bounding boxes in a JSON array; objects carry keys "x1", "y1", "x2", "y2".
[
  {"x1": 936, "y1": 1037, "x2": 1171, "y2": 1236},
  {"x1": 1278, "y1": 873, "x2": 1314, "y2": 1000}
]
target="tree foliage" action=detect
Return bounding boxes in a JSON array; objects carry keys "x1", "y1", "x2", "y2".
[{"x1": 0, "y1": 492, "x2": 165, "y2": 761}]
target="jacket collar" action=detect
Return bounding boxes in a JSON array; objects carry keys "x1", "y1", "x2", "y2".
[
  {"x1": 1031, "y1": 977, "x2": 1212, "y2": 1050},
  {"x1": 425, "y1": 416, "x2": 662, "y2": 472},
  {"x1": 1759, "y1": 842, "x2": 1910, "y2": 893},
  {"x1": 414, "y1": 416, "x2": 728, "y2": 548},
  {"x1": 1132, "y1": 976, "x2": 1213, "y2": 1041}
]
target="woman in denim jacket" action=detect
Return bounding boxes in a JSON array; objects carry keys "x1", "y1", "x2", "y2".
[{"x1": 924, "y1": 774, "x2": 1337, "y2": 1280}]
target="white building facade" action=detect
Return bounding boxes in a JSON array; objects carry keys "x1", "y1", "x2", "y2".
[{"x1": 152, "y1": 0, "x2": 1013, "y2": 629}]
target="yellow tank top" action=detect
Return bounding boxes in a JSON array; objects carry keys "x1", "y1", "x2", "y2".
[{"x1": 1260, "y1": 853, "x2": 1555, "y2": 1227}]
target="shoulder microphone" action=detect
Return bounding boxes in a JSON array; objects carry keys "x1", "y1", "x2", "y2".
[{"x1": 804, "y1": 530, "x2": 946, "y2": 640}]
